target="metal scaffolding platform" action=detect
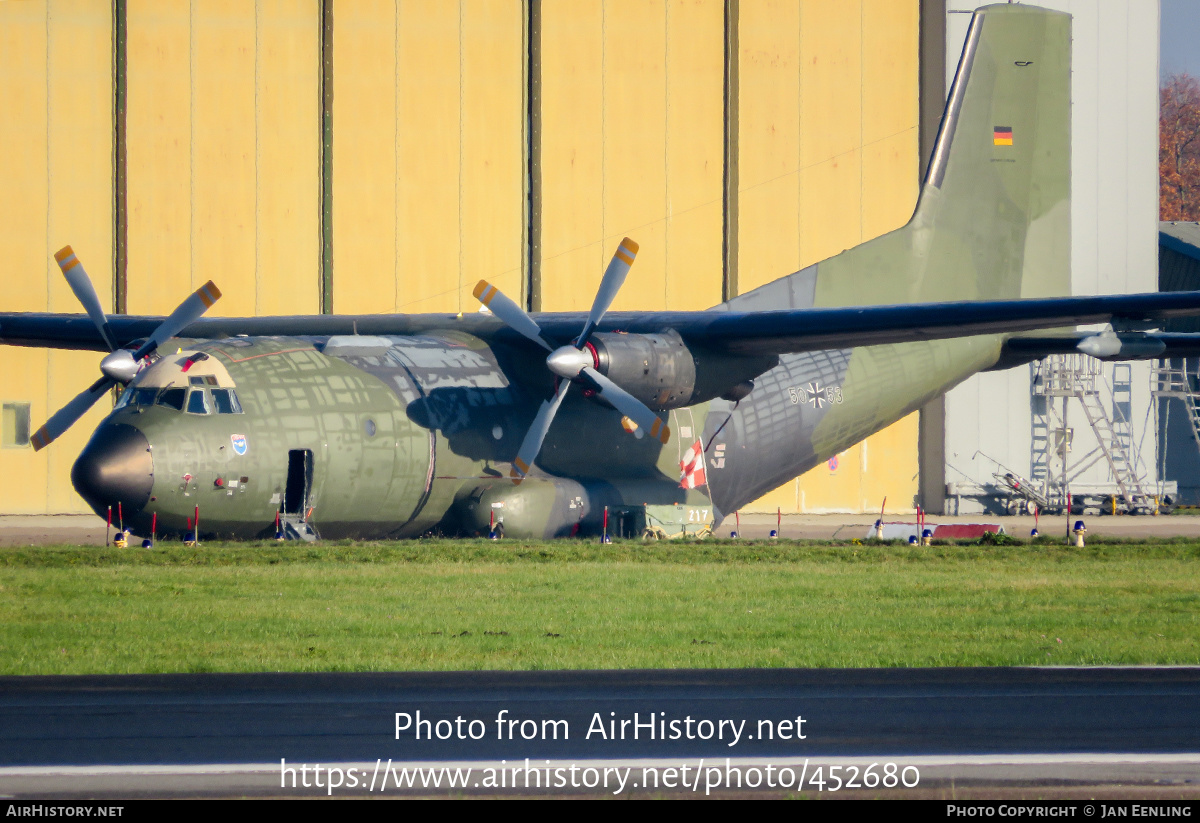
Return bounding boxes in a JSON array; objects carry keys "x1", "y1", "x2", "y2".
[
  {"x1": 1025, "y1": 355, "x2": 1155, "y2": 514},
  {"x1": 1152, "y1": 359, "x2": 1200, "y2": 453},
  {"x1": 1151, "y1": 358, "x2": 1200, "y2": 507}
]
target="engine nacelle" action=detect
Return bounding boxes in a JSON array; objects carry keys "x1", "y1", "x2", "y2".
[{"x1": 589, "y1": 330, "x2": 696, "y2": 410}]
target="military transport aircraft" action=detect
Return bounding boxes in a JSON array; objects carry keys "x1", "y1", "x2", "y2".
[{"x1": 4, "y1": 4, "x2": 1200, "y2": 539}]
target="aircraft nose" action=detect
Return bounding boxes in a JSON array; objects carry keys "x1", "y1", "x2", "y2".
[{"x1": 71, "y1": 424, "x2": 154, "y2": 516}]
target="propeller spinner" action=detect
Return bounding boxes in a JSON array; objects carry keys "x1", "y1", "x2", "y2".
[
  {"x1": 29, "y1": 246, "x2": 222, "y2": 451},
  {"x1": 473, "y1": 237, "x2": 670, "y2": 482}
]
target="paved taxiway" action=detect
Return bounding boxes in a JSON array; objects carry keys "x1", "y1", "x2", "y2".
[{"x1": 1, "y1": 668, "x2": 1197, "y2": 797}]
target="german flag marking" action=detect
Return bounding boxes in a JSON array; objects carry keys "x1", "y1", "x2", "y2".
[{"x1": 993, "y1": 126, "x2": 1013, "y2": 146}]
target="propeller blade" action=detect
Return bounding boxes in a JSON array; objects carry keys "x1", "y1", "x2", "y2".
[
  {"x1": 30, "y1": 377, "x2": 115, "y2": 452},
  {"x1": 132, "y1": 281, "x2": 222, "y2": 360},
  {"x1": 510, "y1": 380, "x2": 571, "y2": 481},
  {"x1": 576, "y1": 237, "x2": 638, "y2": 349},
  {"x1": 580, "y1": 366, "x2": 670, "y2": 444},
  {"x1": 473, "y1": 280, "x2": 552, "y2": 352},
  {"x1": 54, "y1": 246, "x2": 116, "y2": 351}
]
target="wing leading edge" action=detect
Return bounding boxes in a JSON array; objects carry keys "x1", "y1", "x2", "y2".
[{"x1": 6, "y1": 290, "x2": 1200, "y2": 359}]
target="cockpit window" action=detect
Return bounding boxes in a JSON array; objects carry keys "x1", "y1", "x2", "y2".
[
  {"x1": 211, "y1": 388, "x2": 243, "y2": 414},
  {"x1": 186, "y1": 389, "x2": 211, "y2": 415},
  {"x1": 115, "y1": 387, "x2": 158, "y2": 411},
  {"x1": 156, "y1": 388, "x2": 186, "y2": 411}
]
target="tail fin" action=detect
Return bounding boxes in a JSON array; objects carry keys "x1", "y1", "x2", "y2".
[{"x1": 728, "y1": 4, "x2": 1070, "y2": 311}]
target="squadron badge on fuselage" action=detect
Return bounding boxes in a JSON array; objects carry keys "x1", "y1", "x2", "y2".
[{"x1": 231, "y1": 434, "x2": 248, "y2": 456}]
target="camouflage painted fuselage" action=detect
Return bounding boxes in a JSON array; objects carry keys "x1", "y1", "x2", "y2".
[
  {"x1": 82, "y1": 330, "x2": 718, "y2": 539},
  {"x1": 77, "y1": 327, "x2": 994, "y2": 540}
]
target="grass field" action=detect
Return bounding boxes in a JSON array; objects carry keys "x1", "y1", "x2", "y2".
[{"x1": 1, "y1": 538, "x2": 1197, "y2": 675}]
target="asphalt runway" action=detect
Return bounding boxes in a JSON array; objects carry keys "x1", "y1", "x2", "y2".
[{"x1": 1, "y1": 667, "x2": 1198, "y2": 798}]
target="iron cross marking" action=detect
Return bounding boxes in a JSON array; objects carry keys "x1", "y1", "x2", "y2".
[{"x1": 805, "y1": 381, "x2": 829, "y2": 408}]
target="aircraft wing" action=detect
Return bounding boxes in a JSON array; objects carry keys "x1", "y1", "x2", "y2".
[
  {"x1": 5, "y1": 290, "x2": 1200, "y2": 356},
  {"x1": 628, "y1": 291, "x2": 1200, "y2": 356}
]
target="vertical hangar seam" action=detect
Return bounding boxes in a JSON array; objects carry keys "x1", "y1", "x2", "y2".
[
  {"x1": 458, "y1": 0, "x2": 465, "y2": 316},
  {"x1": 44, "y1": 0, "x2": 51, "y2": 507},
  {"x1": 797, "y1": 0, "x2": 804, "y2": 276},
  {"x1": 113, "y1": 0, "x2": 128, "y2": 316},
  {"x1": 722, "y1": 0, "x2": 739, "y2": 301},
  {"x1": 526, "y1": 0, "x2": 543, "y2": 312},
  {"x1": 394, "y1": 0, "x2": 400, "y2": 313},
  {"x1": 859, "y1": 0, "x2": 864, "y2": 247},
  {"x1": 190, "y1": 0, "x2": 196, "y2": 292},
  {"x1": 254, "y1": 0, "x2": 261, "y2": 316},
  {"x1": 663, "y1": 0, "x2": 669, "y2": 310},
  {"x1": 319, "y1": 0, "x2": 334, "y2": 314}
]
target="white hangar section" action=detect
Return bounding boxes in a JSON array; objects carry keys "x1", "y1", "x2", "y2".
[{"x1": 935, "y1": 0, "x2": 1164, "y2": 514}]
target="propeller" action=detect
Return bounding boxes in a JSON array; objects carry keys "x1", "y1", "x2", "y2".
[
  {"x1": 55, "y1": 247, "x2": 117, "y2": 351},
  {"x1": 473, "y1": 237, "x2": 670, "y2": 482},
  {"x1": 29, "y1": 246, "x2": 222, "y2": 452}
]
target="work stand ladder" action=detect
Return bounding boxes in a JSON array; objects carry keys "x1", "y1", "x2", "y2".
[
  {"x1": 1029, "y1": 355, "x2": 1152, "y2": 513},
  {"x1": 1151, "y1": 358, "x2": 1200, "y2": 455}
]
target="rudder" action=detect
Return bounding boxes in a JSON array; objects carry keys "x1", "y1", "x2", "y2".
[{"x1": 725, "y1": 4, "x2": 1071, "y2": 312}]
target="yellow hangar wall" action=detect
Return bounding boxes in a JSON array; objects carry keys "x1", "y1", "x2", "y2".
[
  {"x1": 0, "y1": 1, "x2": 113, "y2": 513},
  {"x1": 332, "y1": 0, "x2": 526, "y2": 315},
  {"x1": 0, "y1": 0, "x2": 920, "y2": 516},
  {"x1": 538, "y1": 0, "x2": 921, "y2": 514},
  {"x1": 125, "y1": 0, "x2": 321, "y2": 319},
  {"x1": 538, "y1": 0, "x2": 725, "y2": 314},
  {"x1": 736, "y1": 0, "x2": 921, "y2": 514}
]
